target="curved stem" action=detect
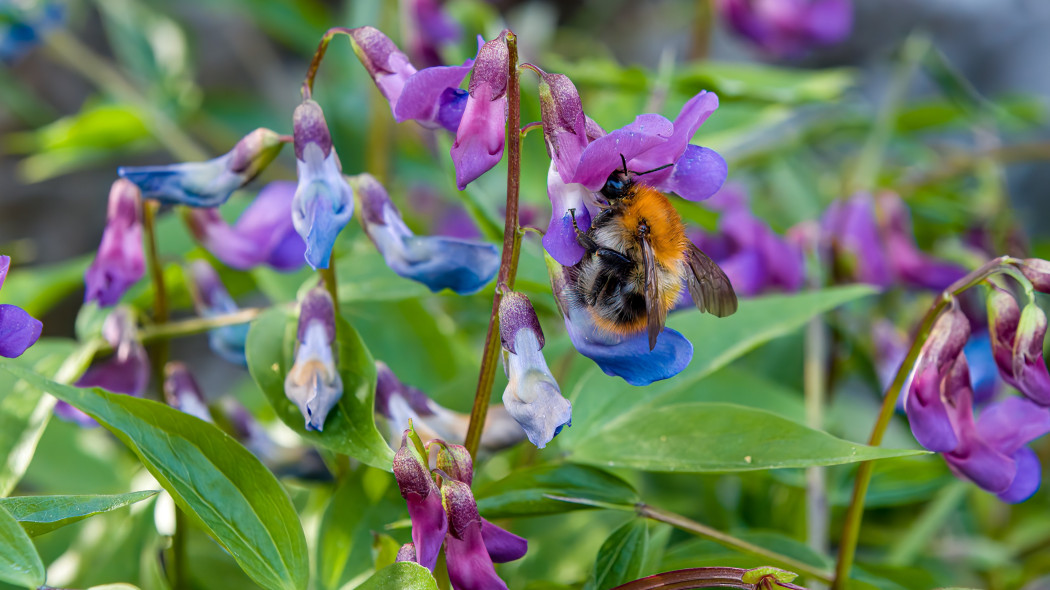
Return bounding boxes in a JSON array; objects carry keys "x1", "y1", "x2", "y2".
[
  {"x1": 464, "y1": 31, "x2": 521, "y2": 459},
  {"x1": 610, "y1": 568, "x2": 753, "y2": 590},
  {"x1": 831, "y1": 256, "x2": 1025, "y2": 588},
  {"x1": 301, "y1": 27, "x2": 355, "y2": 100}
]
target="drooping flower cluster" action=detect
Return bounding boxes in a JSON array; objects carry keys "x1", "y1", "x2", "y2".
[
  {"x1": 903, "y1": 263, "x2": 1050, "y2": 503},
  {"x1": 393, "y1": 427, "x2": 526, "y2": 589},
  {"x1": 716, "y1": 0, "x2": 853, "y2": 58},
  {"x1": 84, "y1": 179, "x2": 145, "y2": 307},
  {"x1": 0, "y1": 255, "x2": 42, "y2": 359},
  {"x1": 284, "y1": 286, "x2": 343, "y2": 431}
]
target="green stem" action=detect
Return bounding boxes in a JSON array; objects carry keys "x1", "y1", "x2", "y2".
[
  {"x1": 637, "y1": 503, "x2": 833, "y2": 584},
  {"x1": 464, "y1": 31, "x2": 522, "y2": 459},
  {"x1": 300, "y1": 27, "x2": 355, "y2": 100},
  {"x1": 804, "y1": 317, "x2": 828, "y2": 563},
  {"x1": 42, "y1": 30, "x2": 208, "y2": 162},
  {"x1": 831, "y1": 256, "x2": 1026, "y2": 588},
  {"x1": 609, "y1": 568, "x2": 754, "y2": 590},
  {"x1": 141, "y1": 200, "x2": 170, "y2": 389},
  {"x1": 319, "y1": 265, "x2": 340, "y2": 314}
]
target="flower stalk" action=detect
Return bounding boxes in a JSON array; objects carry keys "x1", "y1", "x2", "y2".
[
  {"x1": 464, "y1": 31, "x2": 521, "y2": 459},
  {"x1": 831, "y1": 255, "x2": 1028, "y2": 589},
  {"x1": 300, "y1": 27, "x2": 354, "y2": 100}
]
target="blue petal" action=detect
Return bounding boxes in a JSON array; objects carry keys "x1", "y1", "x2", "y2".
[
  {"x1": 118, "y1": 159, "x2": 242, "y2": 207},
  {"x1": 208, "y1": 324, "x2": 249, "y2": 366},
  {"x1": 997, "y1": 446, "x2": 1041, "y2": 503},
  {"x1": 390, "y1": 235, "x2": 499, "y2": 294},
  {"x1": 0, "y1": 303, "x2": 42, "y2": 359},
  {"x1": 563, "y1": 309, "x2": 693, "y2": 386},
  {"x1": 292, "y1": 146, "x2": 355, "y2": 270}
]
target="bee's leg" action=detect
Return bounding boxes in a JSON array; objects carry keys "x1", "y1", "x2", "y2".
[{"x1": 568, "y1": 208, "x2": 600, "y2": 251}]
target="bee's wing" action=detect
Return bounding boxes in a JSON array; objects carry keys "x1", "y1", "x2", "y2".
[
  {"x1": 685, "y1": 243, "x2": 738, "y2": 318},
  {"x1": 640, "y1": 234, "x2": 666, "y2": 351}
]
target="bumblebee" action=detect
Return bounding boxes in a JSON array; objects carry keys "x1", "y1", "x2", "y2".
[{"x1": 568, "y1": 157, "x2": 738, "y2": 350}]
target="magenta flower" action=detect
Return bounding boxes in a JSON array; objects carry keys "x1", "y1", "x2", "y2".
[
  {"x1": 499, "y1": 292, "x2": 571, "y2": 448},
  {"x1": 348, "y1": 25, "x2": 473, "y2": 133},
  {"x1": 57, "y1": 308, "x2": 149, "y2": 427},
  {"x1": 119, "y1": 128, "x2": 286, "y2": 207},
  {"x1": 84, "y1": 179, "x2": 145, "y2": 307},
  {"x1": 987, "y1": 287, "x2": 1050, "y2": 407},
  {"x1": 351, "y1": 174, "x2": 499, "y2": 294},
  {"x1": 876, "y1": 193, "x2": 966, "y2": 291},
  {"x1": 163, "y1": 362, "x2": 213, "y2": 423},
  {"x1": 0, "y1": 255, "x2": 42, "y2": 358},
  {"x1": 717, "y1": 0, "x2": 852, "y2": 58},
  {"x1": 292, "y1": 100, "x2": 355, "y2": 269},
  {"x1": 284, "y1": 287, "x2": 342, "y2": 431},
  {"x1": 186, "y1": 260, "x2": 249, "y2": 366},
  {"x1": 184, "y1": 181, "x2": 306, "y2": 271},
  {"x1": 450, "y1": 33, "x2": 509, "y2": 190},
  {"x1": 442, "y1": 479, "x2": 510, "y2": 590},
  {"x1": 904, "y1": 306, "x2": 970, "y2": 452},
  {"x1": 393, "y1": 430, "x2": 449, "y2": 571}
]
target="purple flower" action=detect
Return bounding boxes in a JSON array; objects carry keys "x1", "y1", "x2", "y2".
[
  {"x1": 393, "y1": 429, "x2": 448, "y2": 571},
  {"x1": 821, "y1": 193, "x2": 891, "y2": 287},
  {"x1": 163, "y1": 362, "x2": 213, "y2": 422},
  {"x1": 375, "y1": 362, "x2": 526, "y2": 451},
  {"x1": 988, "y1": 288, "x2": 1050, "y2": 407},
  {"x1": 689, "y1": 185, "x2": 804, "y2": 297},
  {"x1": 903, "y1": 305, "x2": 970, "y2": 452},
  {"x1": 0, "y1": 2, "x2": 63, "y2": 63},
  {"x1": 58, "y1": 308, "x2": 149, "y2": 427},
  {"x1": 876, "y1": 193, "x2": 966, "y2": 291},
  {"x1": 351, "y1": 173, "x2": 499, "y2": 294},
  {"x1": 184, "y1": 181, "x2": 306, "y2": 271},
  {"x1": 498, "y1": 292, "x2": 571, "y2": 448},
  {"x1": 441, "y1": 478, "x2": 526, "y2": 590},
  {"x1": 547, "y1": 256, "x2": 693, "y2": 386},
  {"x1": 292, "y1": 101, "x2": 355, "y2": 269},
  {"x1": 84, "y1": 179, "x2": 145, "y2": 307},
  {"x1": 400, "y1": 0, "x2": 461, "y2": 68},
  {"x1": 531, "y1": 65, "x2": 726, "y2": 265},
  {"x1": 0, "y1": 255, "x2": 42, "y2": 359},
  {"x1": 119, "y1": 128, "x2": 286, "y2": 208},
  {"x1": 348, "y1": 26, "x2": 473, "y2": 133},
  {"x1": 407, "y1": 185, "x2": 481, "y2": 239},
  {"x1": 717, "y1": 0, "x2": 852, "y2": 58},
  {"x1": 450, "y1": 33, "x2": 509, "y2": 190},
  {"x1": 186, "y1": 260, "x2": 249, "y2": 366},
  {"x1": 284, "y1": 287, "x2": 342, "y2": 431}
]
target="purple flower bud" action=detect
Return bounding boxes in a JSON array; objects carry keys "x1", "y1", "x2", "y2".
[
  {"x1": 119, "y1": 128, "x2": 285, "y2": 207},
  {"x1": 394, "y1": 430, "x2": 447, "y2": 571},
  {"x1": 500, "y1": 307, "x2": 571, "y2": 448},
  {"x1": 548, "y1": 256, "x2": 693, "y2": 386},
  {"x1": 284, "y1": 287, "x2": 342, "y2": 431},
  {"x1": 0, "y1": 255, "x2": 42, "y2": 359},
  {"x1": 186, "y1": 260, "x2": 248, "y2": 366},
  {"x1": 185, "y1": 181, "x2": 306, "y2": 271},
  {"x1": 450, "y1": 33, "x2": 509, "y2": 190},
  {"x1": 433, "y1": 440, "x2": 473, "y2": 485},
  {"x1": 441, "y1": 479, "x2": 509, "y2": 590},
  {"x1": 352, "y1": 173, "x2": 499, "y2": 294},
  {"x1": 292, "y1": 100, "x2": 355, "y2": 270},
  {"x1": 376, "y1": 362, "x2": 526, "y2": 451},
  {"x1": 59, "y1": 308, "x2": 149, "y2": 427},
  {"x1": 532, "y1": 65, "x2": 588, "y2": 183},
  {"x1": 163, "y1": 362, "x2": 213, "y2": 422},
  {"x1": 395, "y1": 543, "x2": 417, "y2": 564},
  {"x1": 498, "y1": 292, "x2": 544, "y2": 353},
  {"x1": 988, "y1": 288, "x2": 1050, "y2": 406},
  {"x1": 717, "y1": 0, "x2": 853, "y2": 58},
  {"x1": 1019, "y1": 258, "x2": 1050, "y2": 293},
  {"x1": 348, "y1": 26, "x2": 473, "y2": 133},
  {"x1": 84, "y1": 179, "x2": 145, "y2": 307},
  {"x1": 904, "y1": 305, "x2": 970, "y2": 452}
]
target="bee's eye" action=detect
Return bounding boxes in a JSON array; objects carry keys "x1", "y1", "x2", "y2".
[{"x1": 602, "y1": 178, "x2": 625, "y2": 198}]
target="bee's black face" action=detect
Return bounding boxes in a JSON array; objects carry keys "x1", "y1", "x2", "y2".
[{"x1": 600, "y1": 170, "x2": 632, "y2": 201}]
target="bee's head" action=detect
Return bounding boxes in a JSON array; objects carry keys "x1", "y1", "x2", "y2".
[{"x1": 600, "y1": 154, "x2": 634, "y2": 201}]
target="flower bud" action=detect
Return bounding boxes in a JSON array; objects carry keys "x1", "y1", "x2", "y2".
[
  {"x1": 163, "y1": 362, "x2": 213, "y2": 422},
  {"x1": 498, "y1": 291, "x2": 544, "y2": 353},
  {"x1": 184, "y1": 181, "x2": 306, "y2": 271},
  {"x1": 433, "y1": 440, "x2": 473, "y2": 486},
  {"x1": 450, "y1": 33, "x2": 509, "y2": 189},
  {"x1": 84, "y1": 179, "x2": 145, "y2": 307},
  {"x1": 186, "y1": 260, "x2": 249, "y2": 366},
  {"x1": 284, "y1": 287, "x2": 342, "y2": 431},
  {"x1": 1019, "y1": 258, "x2": 1050, "y2": 294},
  {"x1": 441, "y1": 479, "x2": 508, "y2": 590},
  {"x1": 292, "y1": 100, "x2": 355, "y2": 269},
  {"x1": 119, "y1": 128, "x2": 285, "y2": 207},
  {"x1": 395, "y1": 543, "x2": 417, "y2": 564},
  {"x1": 988, "y1": 288, "x2": 1050, "y2": 406},
  {"x1": 393, "y1": 429, "x2": 446, "y2": 571},
  {"x1": 351, "y1": 173, "x2": 499, "y2": 294},
  {"x1": 532, "y1": 65, "x2": 587, "y2": 182},
  {"x1": 904, "y1": 305, "x2": 970, "y2": 452},
  {"x1": 0, "y1": 255, "x2": 42, "y2": 359}
]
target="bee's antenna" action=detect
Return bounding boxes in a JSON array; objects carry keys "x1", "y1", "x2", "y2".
[
  {"x1": 633, "y1": 162, "x2": 674, "y2": 177},
  {"x1": 620, "y1": 153, "x2": 628, "y2": 175}
]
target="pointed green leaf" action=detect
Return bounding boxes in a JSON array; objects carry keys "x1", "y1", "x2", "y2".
[
  {"x1": 355, "y1": 562, "x2": 438, "y2": 590},
  {"x1": 570, "y1": 402, "x2": 924, "y2": 472},
  {"x1": 475, "y1": 463, "x2": 639, "y2": 518},
  {"x1": 587, "y1": 519, "x2": 651, "y2": 590},
  {"x1": 0, "y1": 362, "x2": 308, "y2": 590},
  {"x1": 0, "y1": 490, "x2": 159, "y2": 536},
  {"x1": 246, "y1": 308, "x2": 394, "y2": 470},
  {"x1": 0, "y1": 505, "x2": 44, "y2": 589}
]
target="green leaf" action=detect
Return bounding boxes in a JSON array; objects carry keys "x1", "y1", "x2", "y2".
[
  {"x1": 0, "y1": 504, "x2": 45, "y2": 589},
  {"x1": 561, "y1": 286, "x2": 875, "y2": 448},
  {"x1": 246, "y1": 308, "x2": 395, "y2": 470},
  {"x1": 587, "y1": 519, "x2": 651, "y2": 590},
  {"x1": 0, "y1": 339, "x2": 77, "y2": 496},
  {"x1": 355, "y1": 561, "x2": 439, "y2": 590},
  {"x1": 0, "y1": 491, "x2": 159, "y2": 536},
  {"x1": 316, "y1": 477, "x2": 369, "y2": 590},
  {"x1": 675, "y1": 62, "x2": 856, "y2": 103},
  {"x1": 570, "y1": 402, "x2": 924, "y2": 473},
  {"x1": 475, "y1": 463, "x2": 639, "y2": 518},
  {"x1": 0, "y1": 362, "x2": 309, "y2": 590}
]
